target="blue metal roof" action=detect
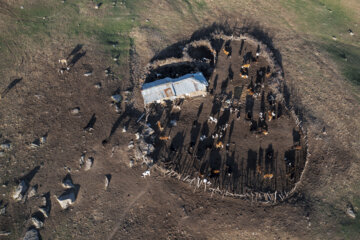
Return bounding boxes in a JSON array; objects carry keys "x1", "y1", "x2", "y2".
[{"x1": 141, "y1": 72, "x2": 208, "y2": 105}]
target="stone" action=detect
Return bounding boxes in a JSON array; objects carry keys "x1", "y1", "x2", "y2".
[
  {"x1": 0, "y1": 143, "x2": 11, "y2": 151},
  {"x1": 13, "y1": 180, "x2": 28, "y2": 201},
  {"x1": 142, "y1": 170, "x2": 150, "y2": 178},
  {"x1": 111, "y1": 94, "x2": 122, "y2": 103},
  {"x1": 56, "y1": 190, "x2": 76, "y2": 209},
  {"x1": 129, "y1": 160, "x2": 134, "y2": 168},
  {"x1": 28, "y1": 186, "x2": 38, "y2": 198},
  {"x1": 104, "y1": 175, "x2": 111, "y2": 190},
  {"x1": 0, "y1": 205, "x2": 6, "y2": 215},
  {"x1": 79, "y1": 153, "x2": 85, "y2": 167},
  {"x1": 84, "y1": 157, "x2": 94, "y2": 171},
  {"x1": 31, "y1": 217, "x2": 44, "y2": 229},
  {"x1": 23, "y1": 229, "x2": 40, "y2": 240},
  {"x1": 40, "y1": 135, "x2": 47, "y2": 144},
  {"x1": 38, "y1": 207, "x2": 49, "y2": 218},
  {"x1": 128, "y1": 140, "x2": 134, "y2": 149},
  {"x1": 70, "y1": 107, "x2": 80, "y2": 115},
  {"x1": 143, "y1": 126, "x2": 155, "y2": 137},
  {"x1": 346, "y1": 207, "x2": 356, "y2": 219},
  {"x1": 62, "y1": 175, "x2": 74, "y2": 189}
]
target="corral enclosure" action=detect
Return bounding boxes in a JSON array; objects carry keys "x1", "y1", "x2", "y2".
[{"x1": 143, "y1": 36, "x2": 307, "y2": 197}]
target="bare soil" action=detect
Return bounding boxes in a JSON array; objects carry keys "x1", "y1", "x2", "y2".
[
  {"x1": 147, "y1": 38, "x2": 306, "y2": 196},
  {"x1": 0, "y1": 10, "x2": 359, "y2": 239}
]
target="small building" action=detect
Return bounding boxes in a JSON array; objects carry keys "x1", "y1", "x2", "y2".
[{"x1": 141, "y1": 72, "x2": 208, "y2": 105}]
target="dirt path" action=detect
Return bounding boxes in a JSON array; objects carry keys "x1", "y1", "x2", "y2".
[{"x1": 107, "y1": 181, "x2": 150, "y2": 240}]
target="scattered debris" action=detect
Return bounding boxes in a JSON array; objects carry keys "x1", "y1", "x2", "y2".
[
  {"x1": 12, "y1": 180, "x2": 28, "y2": 201},
  {"x1": 31, "y1": 217, "x2": 44, "y2": 229},
  {"x1": 143, "y1": 125, "x2": 155, "y2": 137},
  {"x1": 142, "y1": 170, "x2": 150, "y2": 178},
  {"x1": 70, "y1": 107, "x2": 80, "y2": 115},
  {"x1": 122, "y1": 126, "x2": 127, "y2": 132},
  {"x1": 84, "y1": 157, "x2": 94, "y2": 171},
  {"x1": 128, "y1": 140, "x2": 134, "y2": 149},
  {"x1": 348, "y1": 29, "x2": 354, "y2": 36},
  {"x1": 23, "y1": 229, "x2": 40, "y2": 240},
  {"x1": 332, "y1": 36, "x2": 337, "y2": 41}
]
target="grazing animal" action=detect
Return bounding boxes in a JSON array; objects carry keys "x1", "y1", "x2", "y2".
[
  {"x1": 247, "y1": 88, "x2": 254, "y2": 95},
  {"x1": 157, "y1": 121, "x2": 164, "y2": 132},
  {"x1": 223, "y1": 49, "x2": 230, "y2": 56},
  {"x1": 268, "y1": 110, "x2": 275, "y2": 121},
  {"x1": 240, "y1": 74, "x2": 249, "y2": 79},
  {"x1": 159, "y1": 136, "x2": 170, "y2": 141},
  {"x1": 294, "y1": 145, "x2": 302, "y2": 150},
  {"x1": 59, "y1": 59, "x2": 68, "y2": 65},
  {"x1": 263, "y1": 173, "x2": 273, "y2": 179},
  {"x1": 215, "y1": 141, "x2": 223, "y2": 149}
]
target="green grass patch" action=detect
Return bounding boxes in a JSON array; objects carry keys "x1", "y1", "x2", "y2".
[
  {"x1": 281, "y1": 0, "x2": 355, "y2": 40},
  {"x1": 280, "y1": 0, "x2": 360, "y2": 88},
  {"x1": 319, "y1": 40, "x2": 360, "y2": 86},
  {"x1": 339, "y1": 197, "x2": 360, "y2": 239}
]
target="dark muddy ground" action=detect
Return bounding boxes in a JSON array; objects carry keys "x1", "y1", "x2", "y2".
[{"x1": 145, "y1": 39, "x2": 306, "y2": 195}]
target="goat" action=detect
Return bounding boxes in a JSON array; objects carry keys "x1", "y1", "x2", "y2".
[
  {"x1": 59, "y1": 59, "x2": 68, "y2": 65},
  {"x1": 157, "y1": 121, "x2": 164, "y2": 132},
  {"x1": 263, "y1": 173, "x2": 273, "y2": 179},
  {"x1": 159, "y1": 136, "x2": 170, "y2": 141},
  {"x1": 241, "y1": 63, "x2": 250, "y2": 69},
  {"x1": 215, "y1": 141, "x2": 223, "y2": 149}
]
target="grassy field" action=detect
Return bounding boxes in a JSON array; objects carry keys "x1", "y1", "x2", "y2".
[{"x1": 280, "y1": 0, "x2": 360, "y2": 87}]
